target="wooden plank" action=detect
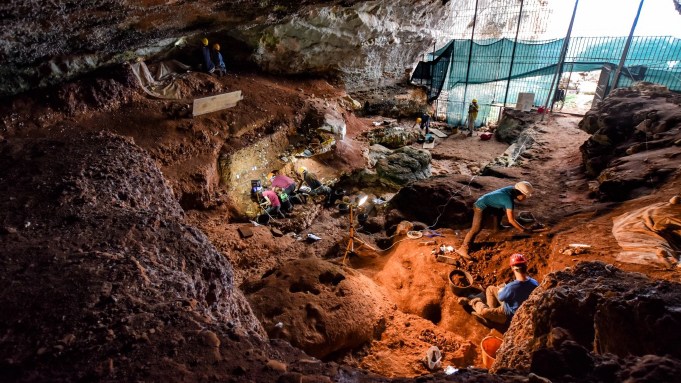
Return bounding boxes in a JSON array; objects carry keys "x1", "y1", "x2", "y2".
[
  {"x1": 430, "y1": 128, "x2": 448, "y2": 138},
  {"x1": 193, "y1": 90, "x2": 242, "y2": 116}
]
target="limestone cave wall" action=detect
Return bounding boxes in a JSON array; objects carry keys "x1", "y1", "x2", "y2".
[{"x1": 1, "y1": 0, "x2": 558, "y2": 97}]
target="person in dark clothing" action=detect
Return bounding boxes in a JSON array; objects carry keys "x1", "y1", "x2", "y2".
[
  {"x1": 419, "y1": 113, "x2": 431, "y2": 135},
  {"x1": 298, "y1": 167, "x2": 331, "y2": 197},
  {"x1": 457, "y1": 253, "x2": 538, "y2": 326},
  {"x1": 456, "y1": 181, "x2": 534, "y2": 261},
  {"x1": 198, "y1": 38, "x2": 215, "y2": 74},
  {"x1": 211, "y1": 43, "x2": 226, "y2": 76}
]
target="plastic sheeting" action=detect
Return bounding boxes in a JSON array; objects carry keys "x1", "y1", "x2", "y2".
[
  {"x1": 129, "y1": 60, "x2": 190, "y2": 99},
  {"x1": 612, "y1": 200, "x2": 681, "y2": 267}
]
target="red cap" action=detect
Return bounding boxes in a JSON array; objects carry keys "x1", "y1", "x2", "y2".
[{"x1": 510, "y1": 253, "x2": 527, "y2": 266}]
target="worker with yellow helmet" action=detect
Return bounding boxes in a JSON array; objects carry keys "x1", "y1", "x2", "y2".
[
  {"x1": 210, "y1": 43, "x2": 227, "y2": 76},
  {"x1": 467, "y1": 99, "x2": 479, "y2": 136},
  {"x1": 298, "y1": 166, "x2": 331, "y2": 201},
  {"x1": 197, "y1": 37, "x2": 216, "y2": 74},
  {"x1": 418, "y1": 112, "x2": 431, "y2": 135}
]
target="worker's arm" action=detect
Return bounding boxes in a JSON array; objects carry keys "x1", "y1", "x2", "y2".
[
  {"x1": 497, "y1": 283, "x2": 511, "y2": 301},
  {"x1": 262, "y1": 195, "x2": 272, "y2": 206},
  {"x1": 506, "y1": 209, "x2": 529, "y2": 232}
]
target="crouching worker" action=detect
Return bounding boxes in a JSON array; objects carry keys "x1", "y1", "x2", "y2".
[
  {"x1": 274, "y1": 187, "x2": 292, "y2": 214},
  {"x1": 258, "y1": 189, "x2": 285, "y2": 219},
  {"x1": 456, "y1": 181, "x2": 534, "y2": 261},
  {"x1": 458, "y1": 253, "x2": 538, "y2": 326},
  {"x1": 269, "y1": 172, "x2": 306, "y2": 205},
  {"x1": 210, "y1": 43, "x2": 227, "y2": 76},
  {"x1": 298, "y1": 167, "x2": 331, "y2": 197}
]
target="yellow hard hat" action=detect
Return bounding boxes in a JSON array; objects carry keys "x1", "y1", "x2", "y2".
[
  {"x1": 213, "y1": 43, "x2": 220, "y2": 51},
  {"x1": 416, "y1": 118, "x2": 422, "y2": 124},
  {"x1": 298, "y1": 166, "x2": 307, "y2": 174},
  {"x1": 472, "y1": 99, "x2": 478, "y2": 103},
  {"x1": 267, "y1": 172, "x2": 275, "y2": 181},
  {"x1": 201, "y1": 38, "x2": 209, "y2": 46}
]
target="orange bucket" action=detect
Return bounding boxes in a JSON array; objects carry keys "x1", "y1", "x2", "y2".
[{"x1": 481, "y1": 336, "x2": 503, "y2": 369}]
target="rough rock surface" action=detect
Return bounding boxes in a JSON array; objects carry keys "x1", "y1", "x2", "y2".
[
  {"x1": 241, "y1": 258, "x2": 388, "y2": 359},
  {"x1": 1, "y1": 0, "x2": 561, "y2": 96},
  {"x1": 366, "y1": 144, "x2": 394, "y2": 167},
  {"x1": 367, "y1": 125, "x2": 420, "y2": 149},
  {"x1": 578, "y1": 83, "x2": 681, "y2": 200},
  {"x1": 494, "y1": 261, "x2": 681, "y2": 374},
  {"x1": 375, "y1": 147, "x2": 432, "y2": 187},
  {"x1": 0, "y1": 132, "x2": 263, "y2": 381},
  {"x1": 495, "y1": 109, "x2": 541, "y2": 144},
  {"x1": 387, "y1": 175, "x2": 511, "y2": 229}
]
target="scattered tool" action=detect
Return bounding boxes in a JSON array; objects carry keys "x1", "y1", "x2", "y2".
[{"x1": 424, "y1": 230, "x2": 443, "y2": 238}]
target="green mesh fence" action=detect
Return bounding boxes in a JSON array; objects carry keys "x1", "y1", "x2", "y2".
[{"x1": 412, "y1": 36, "x2": 681, "y2": 126}]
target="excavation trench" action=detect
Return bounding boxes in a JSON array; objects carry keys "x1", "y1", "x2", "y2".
[{"x1": 217, "y1": 117, "x2": 539, "y2": 377}]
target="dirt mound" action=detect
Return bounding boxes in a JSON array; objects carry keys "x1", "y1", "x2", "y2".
[
  {"x1": 386, "y1": 175, "x2": 512, "y2": 229},
  {"x1": 242, "y1": 258, "x2": 389, "y2": 359},
  {"x1": 0, "y1": 132, "x2": 262, "y2": 381},
  {"x1": 494, "y1": 261, "x2": 681, "y2": 374},
  {"x1": 578, "y1": 84, "x2": 681, "y2": 200}
]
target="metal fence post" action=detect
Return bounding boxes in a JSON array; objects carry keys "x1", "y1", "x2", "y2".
[
  {"x1": 612, "y1": 0, "x2": 645, "y2": 91},
  {"x1": 461, "y1": 0, "x2": 479, "y2": 125}
]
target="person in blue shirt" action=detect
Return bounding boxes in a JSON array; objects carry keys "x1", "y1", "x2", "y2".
[
  {"x1": 197, "y1": 38, "x2": 215, "y2": 74},
  {"x1": 210, "y1": 43, "x2": 227, "y2": 76},
  {"x1": 458, "y1": 253, "x2": 538, "y2": 326},
  {"x1": 456, "y1": 181, "x2": 534, "y2": 261}
]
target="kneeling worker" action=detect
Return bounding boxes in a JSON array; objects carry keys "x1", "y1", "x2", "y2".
[
  {"x1": 298, "y1": 167, "x2": 331, "y2": 197},
  {"x1": 456, "y1": 181, "x2": 534, "y2": 260},
  {"x1": 268, "y1": 172, "x2": 296, "y2": 196},
  {"x1": 459, "y1": 253, "x2": 538, "y2": 326},
  {"x1": 258, "y1": 189, "x2": 285, "y2": 219}
]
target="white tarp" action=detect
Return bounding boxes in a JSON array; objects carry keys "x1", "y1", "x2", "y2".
[
  {"x1": 129, "y1": 60, "x2": 190, "y2": 99},
  {"x1": 612, "y1": 200, "x2": 681, "y2": 267}
]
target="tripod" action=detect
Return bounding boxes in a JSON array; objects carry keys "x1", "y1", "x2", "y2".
[{"x1": 342, "y1": 204, "x2": 376, "y2": 265}]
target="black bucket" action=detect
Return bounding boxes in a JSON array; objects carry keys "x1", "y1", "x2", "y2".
[
  {"x1": 330, "y1": 189, "x2": 346, "y2": 205},
  {"x1": 257, "y1": 213, "x2": 270, "y2": 225},
  {"x1": 338, "y1": 203, "x2": 350, "y2": 214}
]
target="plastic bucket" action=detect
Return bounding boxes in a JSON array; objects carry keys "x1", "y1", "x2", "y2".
[
  {"x1": 257, "y1": 213, "x2": 270, "y2": 225},
  {"x1": 330, "y1": 189, "x2": 346, "y2": 205},
  {"x1": 448, "y1": 269, "x2": 473, "y2": 296},
  {"x1": 337, "y1": 203, "x2": 350, "y2": 214},
  {"x1": 481, "y1": 336, "x2": 503, "y2": 369}
]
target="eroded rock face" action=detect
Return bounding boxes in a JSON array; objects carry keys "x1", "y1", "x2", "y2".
[
  {"x1": 242, "y1": 258, "x2": 388, "y2": 359},
  {"x1": 494, "y1": 261, "x2": 681, "y2": 374},
  {"x1": 0, "y1": 132, "x2": 263, "y2": 380},
  {"x1": 578, "y1": 83, "x2": 681, "y2": 200},
  {"x1": 367, "y1": 125, "x2": 420, "y2": 149},
  {"x1": 2, "y1": 0, "x2": 561, "y2": 96},
  {"x1": 387, "y1": 175, "x2": 510, "y2": 228},
  {"x1": 375, "y1": 146, "x2": 432, "y2": 187},
  {"x1": 495, "y1": 109, "x2": 541, "y2": 144}
]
